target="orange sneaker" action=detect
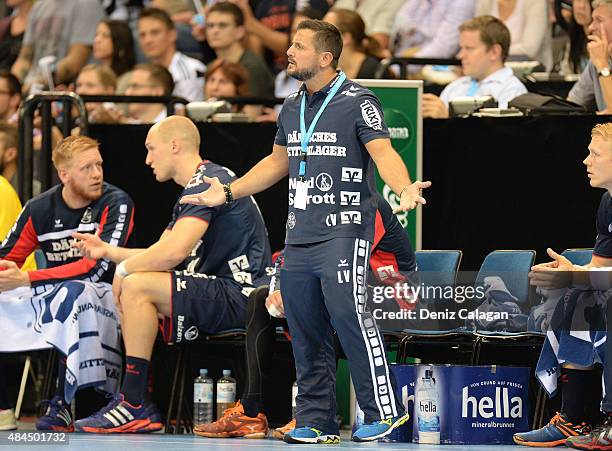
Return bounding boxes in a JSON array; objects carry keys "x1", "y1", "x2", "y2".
[
  {"x1": 273, "y1": 418, "x2": 296, "y2": 440},
  {"x1": 193, "y1": 401, "x2": 268, "y2": 439}
]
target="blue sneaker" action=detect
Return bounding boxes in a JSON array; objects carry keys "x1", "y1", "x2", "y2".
[
  {"x1": 74, "y1": 394, "x2": 156, "y2": 433},
  {"x1": 513, "y1": 412, "x2": 591, "y2": 447},
  {"x1": 283, "y1": 426, "x2": 340, "y2": 444},
  {"x1": 36, "y1": 396, "x2": 74, "y2": 432},
  {"x1": 352, "y1": 412, "x2": 410, "y2": 442}
]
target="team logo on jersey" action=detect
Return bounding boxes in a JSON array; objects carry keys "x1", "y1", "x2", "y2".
[
  {"x1": 338, "y1": 259, "x2": 349, "y2": 268},
  {"x1": 340, "y1": 211, "x2": 362, "y2": 225},
  {"x1": 341, "y1": 167, "x2": 363, "y2": 183},
  {"x1": 54, "y1": 219, "x2": 63, "y2": 228},
  {"x1": 340, "y1": 191, "x2": 361, "y2": 206},
  {"x1": 81, "y1": 208, "x2": 93, "y2": 224},
  {"x1": 287, "y1": 212, "x2": 296, "y2": 229},
  {"x1": 360, "y1": 99, "x2": 383, "y2": 131},
  {"x1": 341, "y1": 85, "x2": 359, "y2": 97},
  {"x1": 315, "y1": 173, "x2": 333, "y2": 192},
  {"x1": 184, "y1": 326, "x2": 199, "y2": 341}
]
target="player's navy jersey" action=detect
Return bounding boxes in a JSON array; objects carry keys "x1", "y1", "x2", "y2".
[
  {"x1": 168, "y1": 160, "x2": 272, "y2": 291},
  {"x1": 371, "y1": 195, "x2": 416, "y2": 277},
  {"x1": 0, "y1": 182, "x2": 134, "y2": 292},
  {"x1": 271, "y1": 194, "x2": 415, "y2": 291},
  {"x1": 275, "y1": 72, "x2": 390, "y2": 245},
  {"x1": 594, "y1": 191, "x2": 612, "y2": 258}
]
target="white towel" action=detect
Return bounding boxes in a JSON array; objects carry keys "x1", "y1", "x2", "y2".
[{"x1": 0, "y1": 281, "x2": 122, "y2": 402}]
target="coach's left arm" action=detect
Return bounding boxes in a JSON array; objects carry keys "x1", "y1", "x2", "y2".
[{"x1": 365, "y1": 138, "x2": 431, "y2": 213}]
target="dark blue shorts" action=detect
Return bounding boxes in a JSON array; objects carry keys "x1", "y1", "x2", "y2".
[{"x1": 161, "y1": 270, "x2": 248, "y2": 344}]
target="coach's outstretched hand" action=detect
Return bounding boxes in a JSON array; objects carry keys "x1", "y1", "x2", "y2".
[
  {"x1": 394, "y1": 180, "x2": 432, "y2": 213},
  {"x1": 179, "y1": 176, "x2": 226, "y2": 207}
]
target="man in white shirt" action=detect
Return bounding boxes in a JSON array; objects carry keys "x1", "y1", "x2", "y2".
[
  {"x1": 423, "y1": 15, "x2": 527, "y2": 118},
  {"x1": 138, "y1": 7, "x2": 205, "y2": 102}
]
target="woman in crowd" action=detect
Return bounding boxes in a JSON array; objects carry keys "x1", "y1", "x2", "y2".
[
  {"x1": 0, "y1": 0, "x2": 33, "y2": 71},
  {"x1": 204, "y1": 59, "x2": 260, "y2": 120},
  {"x1": 323, "y1": 8, "x2": 387, "y2": 79},
  {"x1": 93, "y1": 20, "x2": 136, "y2": 91},
  {"x1": 555, "y1": 0, "x2": 592, "y2": 75},
  {"x1": 476, "y1": 0, "x2": 553, "y2": 70}
]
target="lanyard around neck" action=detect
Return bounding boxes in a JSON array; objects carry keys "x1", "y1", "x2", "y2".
[{"x1": 298, "y1": 71, "x2": 347, "y2": 178}]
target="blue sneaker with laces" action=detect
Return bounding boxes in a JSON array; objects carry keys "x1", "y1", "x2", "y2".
[
  {"x1": 36, "y1": 396, "x2": 74, "y2": 432},
  {"x1": 352, "y1": 412, "x2": 410, "y2": 442},
  {"x1": 74, "y1": 394, "x2": 155, "y2": 433},
  {"x1": 283, "y1": 426, "x2": 340, "y2": 444},
  {"x1": 513, "y1": 412, "x2": 591, "y2": 447}
]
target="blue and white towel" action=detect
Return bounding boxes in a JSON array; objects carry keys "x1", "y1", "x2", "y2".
[
  {"x1": 535, "y1": 288, "x2": 609, "y2": 396},
  {"x1": 0, "y1": 281, "x2": 122, "y2": 402}
]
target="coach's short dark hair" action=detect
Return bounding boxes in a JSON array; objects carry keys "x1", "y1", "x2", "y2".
[
  {"x1": 139, "y1": 7, "x2": 175, "y2": 30},
  {"x1": 296, "y1": 19, "x2": 342, "y2": 69},
  {"x1": 134, "y1": 63, "x2": 175, "y2": 96},
  {"x1": 208, "y1": 2, "x2": 244, "y2": 27}
]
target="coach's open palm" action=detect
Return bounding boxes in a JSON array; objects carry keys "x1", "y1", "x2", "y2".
[{"x1": 179, "y1": 176, "x2": 226, "y2": 207}]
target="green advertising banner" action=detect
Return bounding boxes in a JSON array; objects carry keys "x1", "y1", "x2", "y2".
[{"x1": 355, "y1": 80, "x2": 423, "y2": 249}]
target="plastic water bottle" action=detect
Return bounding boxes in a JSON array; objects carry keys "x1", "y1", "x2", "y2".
[
  {"x1": 194, "y1": 369, "x2": 213, "y2": 425},
  {"x1": 291, "y1": 380, "x2": 298, "y2": 417},
  {"x1": 216, "y1": 369, "x2": 237, "y2": 419},
  {"x1": 416, "y1": 367, "x2": 440, "y2": 444}
]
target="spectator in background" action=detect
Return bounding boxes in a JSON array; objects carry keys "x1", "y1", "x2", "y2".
[
  {"x1": 149, "y1": 0, "x2": 204, "y2": 60},
  {"x1": 125, "y1": 63, "x2": 174, "y2": 123},
  {"x1": 568, "y1": 0, "x2": 612, "y2": 113},
  {"x1": 422, "y1": 15, "x2": 527, "y2": 118},
  {"x1": 256, "y1": 6, "x2": 323, "y2": 123},
  {"x1": 391, "y1": 0, "x2": 475, "y2": 63},
  {"x1": 11, "y1": 0, "x2": 106, "y2": 90},
  {"x1": 0, "y1": 0, "x2": 33, "y2": 70},
  {"x1": 93, "y1": 20, "x2": 136, "y2": 87},
  {"x1": 206, "y1": 2, "x2": 275, "y2": 98},
  {"x1": 555, "y1": 0, "x2": 592, "y2": 75},
  {"x1": 229, "y1": 0, "x2": 331, "y2": 74},
  {"x1": 476, "y1": 0, "x2": 553, "y2": 71},
  {"x1": 331, "y1": 0, "x2": 405, "y2": 52},
  {"x1": 0, "y1": 122, "x2": 20, "y2": 191},
  {"x1": 74, "y1": 64, "x2": 122, "y2": 124},
  {"x1": 138, "y1": 7, "x2": 205, "y2": 102},
  {"x1": 205, "y1": 59, "x2": 261, "y2": 119},
  {"x1": 323, "y1": 8, "x2": 386, "y2": 79},
  {"x1": 0, "y1": 70, "x2": 21, "y2": 125}
]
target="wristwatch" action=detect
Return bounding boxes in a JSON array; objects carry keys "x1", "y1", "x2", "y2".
[{"x1": 598, "y1": 67, "x2": 611, "y2": 78}]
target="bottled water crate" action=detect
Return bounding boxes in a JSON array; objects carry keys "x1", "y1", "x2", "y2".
[{"x1": 354, "y1": 364, "x2": 530, "y2": 444}]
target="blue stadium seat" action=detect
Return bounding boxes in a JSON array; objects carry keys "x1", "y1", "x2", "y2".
[
  {"x1": 561, "y1": 248, "x2": 593, "y2": 266},
  {"x1": 475, "y1": 250, "x2": 536, "y2": 306},
  {"x1": 415, "y1": 250, "x2": 462, "y2": 288}
]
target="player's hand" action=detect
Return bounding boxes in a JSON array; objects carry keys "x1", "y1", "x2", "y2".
[
  {"x1": 179, "y1": 176, "x2": 226, "y2": 207},
  {"x1": 0, "y1": 260, "x2": 30, "y2": 291},
  {"x1": 265, "y1": 290, "x2": 285, "y2": 318},
  {"x1": 422, "y1": 94, "x2": 449, "y2": 119},
  {"x1": 528, "y1": 248, "x2": 582, "y2": 289},
  {"x1": 394, "y1": 181, "x2": 432, "y2": 213},
  {"x1": 72, "y1": 232, "x2": 108, "y2": 260}
]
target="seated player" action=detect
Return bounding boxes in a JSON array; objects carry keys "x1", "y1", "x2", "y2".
[
  {"x1": 194, "y1": 194, "x2": 417, "y2": 439},
  {"x1": 513, "y1": 123, "x2": 612, "y2": 449},
  {"x1": 0, "y1": 135, "x2": 135, "y2": 432},
  {"x1": 72, "y1": 115, "x2": 272, "y2": 433}
]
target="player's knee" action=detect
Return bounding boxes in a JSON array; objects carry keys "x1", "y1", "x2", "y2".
[{"x1": 120, "y1": 274, "x2": 154, "y2": 308}]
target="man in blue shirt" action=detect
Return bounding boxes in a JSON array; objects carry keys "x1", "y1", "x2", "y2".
[
  {"x1": 423, "y1": 15, "x2": 527, "y2": 118},
  {"x1": 181, "y1": 19, "x2": 430, "y2": 443},
  {"x1": 71, "y1": 116, "x2": 272, "y2": 433}
]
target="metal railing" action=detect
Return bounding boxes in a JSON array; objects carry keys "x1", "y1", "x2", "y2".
[{"x1": 376, "y1": 57, "x2": 461, "y2": 79}]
